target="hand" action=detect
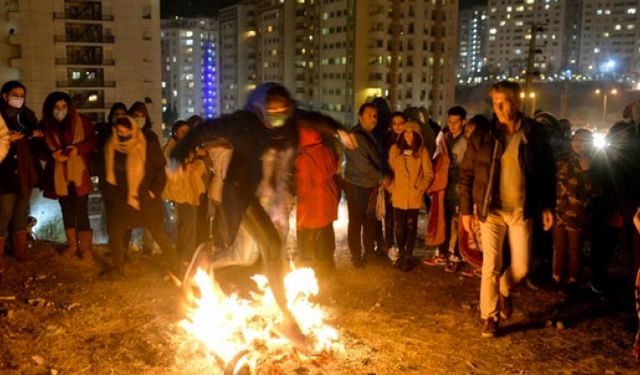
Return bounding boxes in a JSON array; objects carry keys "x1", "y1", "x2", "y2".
[
  {"x1": 148, "y1": 191, "x2": 156, "y2": 199},
  {"x1": 53, "y1": 150, "x2": 68, "y2": 162},
  {"x1": 31, "y1": 130, "x2": 44, "y2": 138},
  {"x1": 542, "y1": 209, "x2": 554, "y2": 231},
  {"x1": 633, "y1": 208, "x2": 640, "y2": 234},
  {"x1": 9, "y1": 131, "x2": 24, "y2": 142},
  {"x1": 337, "y1": 129, "x2": 357, "y2": 150},
  {"x1": 461, "y1": 215, "x2": 472, "y2": 233},
  {"x1": 66, "y1": 146, "x2": 78, "y2": 157},
  {"x1": 381, "y1": 176, "x2": 391, "y2": 189}
]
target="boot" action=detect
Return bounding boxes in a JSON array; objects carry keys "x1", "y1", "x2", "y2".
[
  {"x1": 12, "y1": 231, "x2": 33, "y2": 262},
  {"x1": 78, "y1": 230, "x2": 93, "y2": 262},
  {"x1": 61, "y1": 229, "x2": 78, "y2": 258},
  {"x1": 0, "y1": 237, "x2": 6, "y2": 271}
]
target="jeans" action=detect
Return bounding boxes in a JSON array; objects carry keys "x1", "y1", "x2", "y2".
[
  {"x1": 439, "y1": 198, "x2": 460, "y2": 258},
  {"x1": 0, "y1": 193, "x2": 30, "y2": 236},
  {"x1": 343, "y1": 181, "x2": 377, "y2": 261},
  {"x1": 479, "y1": 208, "x2": 532, "y2": 320},
  {"x1": 58, "y1": 184, "x2": 91, "y2": 231}
]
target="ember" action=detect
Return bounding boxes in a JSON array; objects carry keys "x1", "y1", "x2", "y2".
[{"x1": 178, "y1": 266, "x2": 343, "y2": 372}]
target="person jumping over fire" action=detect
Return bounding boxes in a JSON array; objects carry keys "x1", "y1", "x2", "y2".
[{"x1": 169, "y1": 82, "x2": 356, "y2": 351}]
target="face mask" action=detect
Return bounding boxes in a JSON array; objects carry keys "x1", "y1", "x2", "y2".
[
  {"x1": 7, "y1": 96, "x2": 24, "y2": 109},
  {"x1": 53, "y1": 108, "x2": 68, "y2": 122},
  {"x1": 118, "y1": 134, "x2": 133, "y2": 143},
  {"x1": 267, "y1": 113, "x2": 289, "y2": 128},
  {"x1": 135, "y1": 117, "x2": 147, "y2": 129}
]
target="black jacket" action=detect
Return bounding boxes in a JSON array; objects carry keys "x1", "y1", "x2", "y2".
[{"x1": 458, "y1": 114, "x2": 555, "y2": 221}]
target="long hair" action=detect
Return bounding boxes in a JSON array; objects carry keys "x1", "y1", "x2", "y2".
[
  {"x1": 41, "y1": 91, "x2": 74, "y2": 130},
  {"x1": 107, "y1": 102, "x2": 127, "y2": 124},
  {"x1": 396, "y1": 129, "x2": 422, "y2": 157}
]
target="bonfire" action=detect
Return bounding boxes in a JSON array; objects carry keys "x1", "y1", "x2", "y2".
[{"x1": 177, "y1": 266, "x2": 344, "y2": 373}]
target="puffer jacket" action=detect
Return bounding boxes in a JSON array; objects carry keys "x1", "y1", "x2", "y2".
[
  {"x1": 388, "y1": 121, "x2": 434, "y2": 210},
  {"x1": 161, "y1": 137, "x2": 206, "y2": 206},
  {"x1": 458, "y1": 114, "x2": 555, "y2": 221},
  {"x1": 295, "y1": 127, "x2": 339, "y2": 229}
]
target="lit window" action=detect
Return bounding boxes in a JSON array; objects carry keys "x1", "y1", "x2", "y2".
[
  {"x1": 628, "y1": 8, "x2": 637, "y2": 14},
  {"x1": 614, "y1": 24, "x2": 621, "y2": 30}
]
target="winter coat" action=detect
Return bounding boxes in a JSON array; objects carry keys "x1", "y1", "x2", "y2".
[
  {"x1": 102, "y1": 119, "x2": 167, "y2": 226},
  {"x1": 161, "y1": 136, "x2": 206, "y2": 206},
  {"x1": 554, "y1": 151, "x2": 599, "y2": 231},
  {"x1": 40, "y1": 113, "x2": 95, "y2": 199},
  {"x1": 0, "y1": 104, "x2": 40, "y2": 197},
  {"x1": 344, "y1": 124, "x2": 383, "y2": 188},
  {"x1": 458, "y1": 114, "x2": 555, "y2": 221},
  {"x1": 296, "y1": 127, "x2": 339, "y2": 229},
  {"x1": 388, "y1": 121, "x2": 434, "y2": 210}
]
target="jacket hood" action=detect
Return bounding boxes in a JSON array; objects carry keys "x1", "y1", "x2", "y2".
[
  {"x1": 244, "y1": 82, "x2": 291, "y2": 128},
  {"x1": 400, "y1": 120, "x2": 424, "y2": 143},
  {"x1": 299, "y1": 127, "x2": 323, "y2": 147}
]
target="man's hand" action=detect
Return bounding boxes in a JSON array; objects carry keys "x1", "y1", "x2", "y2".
[
  {"x1": 66, "y1": 146, "x2": 78, "y2": 157},
  {"x1": 462, "y1": 214, "x2": 472, "y2": 233},
  {"x1": 31, "y1": 130, "x2": 44, "y2": 138},
  {"x1": 53, "y1": 150, "x2": 68, "y2": 162},
  {"x1": 9, "y1": 131, "x2": 24, "y2": 143},
  {"x1": 337, "y1": 129, "x2": 357, "y2": 150},
  {"x1": 542, "y1": 209, "x2": 554, "y2": 231}
]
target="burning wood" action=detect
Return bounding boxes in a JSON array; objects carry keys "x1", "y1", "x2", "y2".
[{"x1": 177, "y1": 265, "x2": 343, "y2": 373}]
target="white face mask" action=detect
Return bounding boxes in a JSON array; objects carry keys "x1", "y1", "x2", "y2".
[
  {"x1": 135, "y1": 117, "x2": 146, "y2": 129},
  {"x1": 7, "y1": 96, "x2": 24, "y2": 109},
  {"x1": 53, "y1": 108, "x2": 68, "y2": 122}
]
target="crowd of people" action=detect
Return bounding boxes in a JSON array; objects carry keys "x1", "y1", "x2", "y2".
[{"x1": 1, "y1": 79, "x2": 640, "y2": 357}]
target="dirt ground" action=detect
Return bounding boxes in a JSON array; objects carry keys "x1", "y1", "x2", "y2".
[{"x1": 1, "y1": 228, "x2": 639, "y2": 374}]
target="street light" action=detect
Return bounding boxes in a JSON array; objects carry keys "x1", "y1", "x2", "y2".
[{"x1": 594, "y1": 88, "x2": 617, "y2": 126}]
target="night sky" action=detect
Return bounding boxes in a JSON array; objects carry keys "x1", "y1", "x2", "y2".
[{"x1": 161, "y1": 0, "x2": 489, "y2": 18}]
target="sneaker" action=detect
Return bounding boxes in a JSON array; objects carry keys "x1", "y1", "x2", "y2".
[
  {"x1": 499, "y1": 294, "x2": 513, "y2": 321},
  {"x1": 460, "y1": 267, "x2": 482, "y2": 278},
  {"x1": 444, "y1": 260, "x2": 460, "y2": 273},
  {"x1": 423, "y1": 253, "x2": 447, "y2": 266},
  {"x1": 481, "y1": 317, "x2": 499, "y2": 338}
]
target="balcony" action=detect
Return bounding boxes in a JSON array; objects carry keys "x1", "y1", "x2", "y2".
[
  {"x1": 54, "y1": 35, "x2": 115, "y2": 43},
  {"x1": 53, "y1": 12, "x2": 114, "y2": 22},
  {"x1": 56, "y1": 58, "x2": 115, "y2": 66},
  {"x1": 56, "y1": 80, "x2": 115, "y2": 88}
]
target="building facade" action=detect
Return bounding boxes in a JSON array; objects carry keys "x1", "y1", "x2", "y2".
[
  {"x1": 0, "y1": 0, "x2": 162, "y2": 131},
  {"x1": 578, "y1": 0, "x2": 640, "y2": 78},
  {"x1": 485, "y1": 0, "x2": 571, "y2": 77},
  {"x1": 161, "y1": 17, "x2": 218, "y2": 124},
  {"x1": 218, "y1": 0, "x2": 257, "y2": 114},
  {"x1": 290, "y1": 0, "x2": 458, "y2": 125},
  {"x1": 458, "y1": 5, "x2": 487, "y2": 81}
]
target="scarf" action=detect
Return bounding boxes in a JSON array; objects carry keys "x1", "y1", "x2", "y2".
[
  {"x1": 104, "y1": 117, "x2": 146, "y2": 210},
  {"x1": 45, "y1": 113, "x2": 87, "y2": 197}
]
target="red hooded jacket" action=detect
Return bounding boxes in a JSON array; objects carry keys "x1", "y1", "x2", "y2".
[{"x1": 296, "y1": 127, "x2": 339, "y2": 229}]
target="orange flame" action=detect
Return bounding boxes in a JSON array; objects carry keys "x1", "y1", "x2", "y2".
[{"x1": 178, "y1": 267, "x2": 343, "y2": 371}]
